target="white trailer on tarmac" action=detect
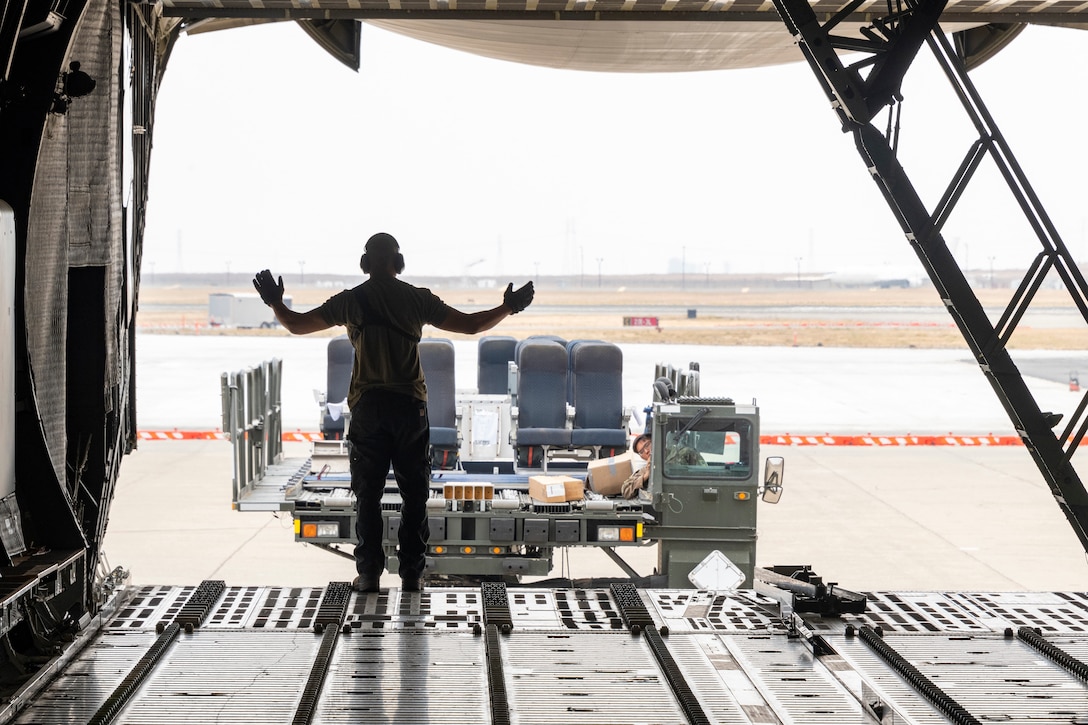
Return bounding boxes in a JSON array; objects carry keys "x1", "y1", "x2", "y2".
[{"x1": 208, "y1": 292, "x2": 292, "y2": 328}]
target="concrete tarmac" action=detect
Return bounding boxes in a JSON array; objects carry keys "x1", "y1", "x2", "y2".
[
  {"x1": 101, "y1": 439, "x2": 1088, "y2": 594},
  {"x1": 106, "y1": 337, "x2": 1088, "y2": 594}
]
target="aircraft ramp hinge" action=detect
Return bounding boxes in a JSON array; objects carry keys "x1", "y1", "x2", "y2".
[{"x1": 772, "y1": 0, "x2": 948, "y2": 125}]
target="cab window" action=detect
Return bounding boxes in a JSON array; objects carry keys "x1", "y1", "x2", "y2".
[{"x1": 662, "y1": 419, "x2": 752, "y2": 480}]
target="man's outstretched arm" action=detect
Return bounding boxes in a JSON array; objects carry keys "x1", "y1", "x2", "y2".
[
  {"x1": 253, "y1": 269, "x2": 332, "y2": 335},
  {"x1": 436, "y1": 281, "x2": 534, "y2": 335}
]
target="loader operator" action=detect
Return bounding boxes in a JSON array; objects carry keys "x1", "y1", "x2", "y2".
[
  {"x1": 621, "y1": 431, "x2": 705, "y2": 499},
  {"x1": 253, "y1": 233, "x2": 534, "y2": 593}
]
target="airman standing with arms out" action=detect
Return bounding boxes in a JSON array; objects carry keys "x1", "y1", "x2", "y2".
[{"x1": 254, "y1": 233, "x2": 534, "y2": 592}]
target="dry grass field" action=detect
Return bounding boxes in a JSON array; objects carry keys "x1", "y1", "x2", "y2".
[{"x1": 137, "y1": 283, "x2": 1087, "y2": 349}]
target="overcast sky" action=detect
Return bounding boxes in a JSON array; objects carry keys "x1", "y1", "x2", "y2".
[{"x1": 141, "y1": 21, "x2": 1088, "y2": 281}]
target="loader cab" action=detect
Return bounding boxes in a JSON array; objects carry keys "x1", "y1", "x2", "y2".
[{"x1": 649, "y1": 400, "x2": 775, "y2": 588}]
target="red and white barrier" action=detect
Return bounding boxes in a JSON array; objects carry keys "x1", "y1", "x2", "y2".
[
  {"x1": 135, "y1": 430, "x2": 1023, "y2": 446},
  {"x1": 762, "y1": 434, "x2": 1022, "y2": 446},
  {"x1": 137, "y1": 430, "x2": 321, "y2": 442}
]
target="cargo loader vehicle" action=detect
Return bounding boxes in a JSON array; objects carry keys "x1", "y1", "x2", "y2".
[{"x1": 225, "y1": 337, "x2": 786, "y2": 588}]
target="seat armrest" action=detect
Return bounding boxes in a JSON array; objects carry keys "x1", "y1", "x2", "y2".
[{"x1": 507, "y1": 362, "x2": 519, "y2": 405}]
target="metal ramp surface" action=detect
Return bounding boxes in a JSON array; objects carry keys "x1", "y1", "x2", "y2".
[{"x1": 8, "y1": 584, "x2": 1088, "y2": 724}]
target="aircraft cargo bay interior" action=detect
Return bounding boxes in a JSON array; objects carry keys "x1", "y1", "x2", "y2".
[{"x1": 4, "y1": 0, "x2": 1088, "y2": 721}]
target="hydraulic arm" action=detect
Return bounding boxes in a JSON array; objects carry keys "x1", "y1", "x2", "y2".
[{"x1": 772, "y1": 0, "x2": 1088, "y2": 552}]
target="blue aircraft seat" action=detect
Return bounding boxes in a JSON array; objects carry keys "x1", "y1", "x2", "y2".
[
  {"x1": 477, "y1": 335, "x2": 517, "y2": 395},
  {"x1": 419, "y1": 338, "x2": 459, "y2": 469},
  {"x1": 514, "y1": 339, "x2": 571, "y2": 468},
  {"x1": 322, "y1": 335, "x2": 354, "y2": 439},
  {"x1": 569, "y1": 341, "x2": 627, "y2": 458},
  {"x1": 565, "y1": 339, "x2": 603, "y2": 403},
  {"x1": 514, "y1": 334, "x2": 568, "y2": 403}
]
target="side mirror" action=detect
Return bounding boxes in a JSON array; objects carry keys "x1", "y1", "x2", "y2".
[{"x1": 761, "y1": 456, "x2": 784, "y2": 504}]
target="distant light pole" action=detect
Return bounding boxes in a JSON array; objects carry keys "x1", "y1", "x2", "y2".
[
  {"x1": 225, "y1": 260, "x2": 231, "y2": 286},
  {"x1": 988, "y1": 256, "x2": 996, "y2": 288},
  {"x1": 681, "y1": 246, "x2": 686, "y2": 289},
  {"x1": 795, "y1": 256, "x2": 803, "y2": 287},
  {"x1": 298, "y1": 260, "x2": 306, "y2": 286},
  {"x1": 596, "y1": 257, "x2": 603, "y2": 288},
  {"x1": 703, "y1": 262, "x2": 711, "y2": 287},
  {"x1": 533, "y1": 261, "x2": 540, "y2": 280}
]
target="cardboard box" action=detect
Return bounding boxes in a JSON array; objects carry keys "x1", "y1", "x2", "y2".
[
  {"x1": 587, "y1": 452, "x2": 639, "y2": 496},
  {"x1": 528, "y1": 475, "x2": 585, "y2": 503}
]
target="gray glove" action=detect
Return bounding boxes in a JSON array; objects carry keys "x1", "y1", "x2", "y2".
[
  {"x1": 504, "y1": 281, "x2": 534, "y2": 314},
  {"x1": 253, "y1": 269, "x2": 284, "y2": 307}
]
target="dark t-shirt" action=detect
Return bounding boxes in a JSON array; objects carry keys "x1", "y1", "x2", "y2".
[{"x1": 317, "y1": 277, "x2": 452, "y2": 405}]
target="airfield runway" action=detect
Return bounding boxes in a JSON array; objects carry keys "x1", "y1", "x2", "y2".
[{"x1": 100, "y1": 334, "x2": 1088, "y2": 595}]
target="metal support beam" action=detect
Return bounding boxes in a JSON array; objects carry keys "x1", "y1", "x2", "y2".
[
  {"x1": 601, "y1": 546, "x2": 643, "y2": 580},
  {"x1": 772, "y1": 0, "x2": 1088, "y2": 553}
]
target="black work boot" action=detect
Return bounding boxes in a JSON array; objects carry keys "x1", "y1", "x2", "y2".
[{"x1": 352, "y1": 575, "x2": 380, "y2": 593}]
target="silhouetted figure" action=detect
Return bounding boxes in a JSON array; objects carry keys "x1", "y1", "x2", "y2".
[{"x1": 254, "y1": 232, "x2": 533, "y2": 592}]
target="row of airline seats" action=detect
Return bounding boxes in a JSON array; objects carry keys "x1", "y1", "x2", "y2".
[
  {"x1": 319, "y1": 334, "x2": 628, "y2": 469},
  {"x1": 481, "y1": 335, "x2": 628, "y2": 468}
]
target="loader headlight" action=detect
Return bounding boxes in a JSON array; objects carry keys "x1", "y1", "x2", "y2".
[{"x1": 595, "y1": 525, "x2": 636, "y2": 542}]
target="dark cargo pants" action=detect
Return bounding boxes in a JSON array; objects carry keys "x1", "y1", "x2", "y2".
[{"x1": 347, "y1": 390, "x2": 431, "y2": 581}]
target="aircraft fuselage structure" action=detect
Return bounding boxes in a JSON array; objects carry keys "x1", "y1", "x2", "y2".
[{"x1": 3, "y1": 0, "x2": 1088, "y2": 710}]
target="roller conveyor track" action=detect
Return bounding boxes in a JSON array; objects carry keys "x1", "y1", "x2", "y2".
[{"x1": 9, "y1": 585, "x2": 1088, "y2": 724}]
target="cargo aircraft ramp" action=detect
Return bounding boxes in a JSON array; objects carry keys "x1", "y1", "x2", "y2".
[{"x1": 10, "y1": 580, "x2": 1088, "y2": 724}]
